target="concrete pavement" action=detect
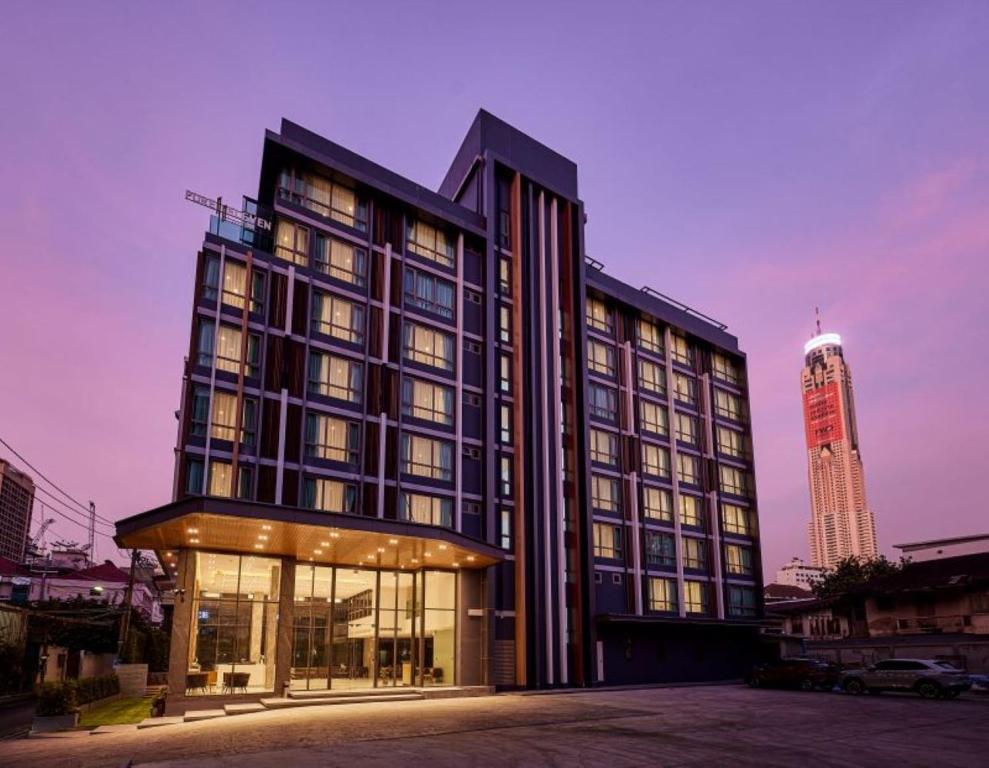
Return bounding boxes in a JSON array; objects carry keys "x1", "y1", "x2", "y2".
[{"x1": 1, "y1": 685, "x2": 986, "y2": 767}]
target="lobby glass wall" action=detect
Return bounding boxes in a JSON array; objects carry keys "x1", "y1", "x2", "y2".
[
  {"x1": 187, "y1": 553, "x2": 280, "y2": 695},
  {"x1": 289, "y1": 565, "x2": 456, "y2": 690}
]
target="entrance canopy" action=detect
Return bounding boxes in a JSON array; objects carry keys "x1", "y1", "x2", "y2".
[{"x1": 115, "y1": 496, "x2": 503, "y2": 578}]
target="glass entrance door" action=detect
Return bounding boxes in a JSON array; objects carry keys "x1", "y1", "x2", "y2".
[{"x1": 290, "y1": 565, "x2": 333, "y2": 690}]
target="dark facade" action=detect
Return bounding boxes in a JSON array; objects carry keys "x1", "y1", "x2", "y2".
[
  {"x1": 0, "y1": 459, "x2": 34, "y2": 563},
  {"x1": 154, "y1": 110, "x2": 763, "y2": 690}
]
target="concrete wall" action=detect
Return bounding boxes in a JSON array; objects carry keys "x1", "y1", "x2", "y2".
[
  {"x1": 809, "y1": 638, "x2": 989, "y2": 673},
  {"x1": 456, "y1": 569, "x2": 485, "y2": 686}
]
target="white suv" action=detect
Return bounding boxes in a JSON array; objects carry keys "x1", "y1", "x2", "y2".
[{"x1": 842, "y1": 658, "x2": 971, "y2": 699}]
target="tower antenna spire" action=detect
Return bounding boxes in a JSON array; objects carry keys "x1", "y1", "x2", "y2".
[{"x1": 815, "y1": 306, "x2": 822, "y2": 335}]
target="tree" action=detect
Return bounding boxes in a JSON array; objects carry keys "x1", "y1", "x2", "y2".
[{"x1": 811, "y1": 555, "x2": 905, "y2": 600}]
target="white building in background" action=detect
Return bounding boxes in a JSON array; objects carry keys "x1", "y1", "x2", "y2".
[
  {"x1": 895, "y1": 534, "x2": 989, "y2": 563},
  {"x1": 776, "y1": 557, "x2": 826, "y2": 589}
]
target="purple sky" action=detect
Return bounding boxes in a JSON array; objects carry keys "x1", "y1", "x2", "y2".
[{"x1": 1, "y1": 2, "x2": 987, "y2": 574}]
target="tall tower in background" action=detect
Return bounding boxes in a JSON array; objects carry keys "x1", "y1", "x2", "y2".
[{"x1": 801, "y1": 314, "x2": 877, "y2": 568}]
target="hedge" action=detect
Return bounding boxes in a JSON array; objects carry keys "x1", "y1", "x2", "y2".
[{"x1": 35, "y1": 674, "x2": 120, "y2": 716}]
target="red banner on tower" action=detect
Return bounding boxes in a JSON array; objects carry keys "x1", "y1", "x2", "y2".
[{"x1": 803, "y1": 382, "x2": 844, "y2": 447}]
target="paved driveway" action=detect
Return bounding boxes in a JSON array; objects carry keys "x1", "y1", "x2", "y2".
[{"x1": 1, "y1": 685, "x2": 986, "y2": 768}]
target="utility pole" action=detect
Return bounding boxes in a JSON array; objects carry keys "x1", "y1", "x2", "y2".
[
  {"x1": 88, "y1": 501, "x2": 96, "y2": 564},
  {"x1": 117, "y1": 549, "x2": 139, "y2": 661}
]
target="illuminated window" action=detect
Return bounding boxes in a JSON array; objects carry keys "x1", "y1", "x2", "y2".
[
  {"x1": 640, "y1": 400, "x2": 668, "y2": 436},
  {"x1": 713, "y1": 352, "x2": 741, "y2": 386},
  {"x1": 499, "y1": 404, "x2": 512, "y2": 444},
  {"x1": 208, "y1": 461, "x2": 232, "y2": 498},
  {"x1": 210, "y1": 391, "x2": 238, "y2": 442},
  {"x1": 676, "y1": 413, "x2": 697, "y2": 445},
  {"x1": 671, "y1": 334, "x2": 693, "y2": 366},
  {"x1": 401, "y1": 493, "x2": 453, "y2": 527},
  {"x1": 648, "y1": 577, "x2": 678, "y2": 612},
  {"x1": 716, "y1": 426, "x2": 747, "y2": 458},
  {"x1": 499, "y1": 354, "x2": 511, "y2": 393},
  {"x1": 684, "y1": 580, "x2": 708, "y2": 614},
  {"x1": 719, "y1": 465, "x2": 749, "y2": 497},
  {"x1": 638, "y1": 359, "x2": 666, "y2": 396},
  {"x1": 722, "y1": 503, "x2": 751, "y2": 535},
  {"x1": 197, "y1": 322, "x2": 260, "y2": 378},
  {"x1": 641, "y1": 443, "x2": 670, "y2": 478},
  {"x1": 588, "y1": 383, "x2": 617, "y2": 420},
  {"x1": 587, "y1": 339, "x2": 616, "y2": 376},
  {"x1": 593, "y1": 523, "x2": 622, "y2": 559},
  {"x1": 683, "y1": 538, "x2": 707, "y2": 570},
  {"x1": 586, "y1": 297, "x2": 612, "y2": 333},
  {"x1": 499, "y1": 305, "x2": 511, "y2": 343},
  {"x1": 642, "y1": 486, "x2": 673, "y2": 521},
  {"x1": 220, "y1": 260, "x2": 247, "y2": 309},
  {"x1": 499, "y1": 456, "x2": 512, "y2": 497},
  {"x1": 590, "y1": 429, "x2": 618, "y2": 466},
  {"x1": 407, "y1": 220, "x2": 455, "y2": 268},
  {"x1": 591, "y1": 475, "x2": 619, "y2": 513},
  {"x1": 638, "y1": 319, "x2": 663, "y2": 354},
  {"x1": 677, "y1": 453, "x2": 700, "y2": 486},
  {"x1": 401, "y1": 434, "x2": 453, "y2": 481},
  {"x1": 499, "y1": 257, "x2": 511, "y2": 295},
  {"x1": 274, "y1": 218, "x2": 309, "y2": 266},
  {"x1": 307, "y1": 351, "x2": 363, "y2": 403},
  {"x1": 645, "y1": 532, "x2": 676, "y2": 568},
  {"x1": 679, "y1": 494, "x2": 703, "y2": 527},
  {"x1": 405, "y1": 267, "x2": 455, "y2": 319},
  {"x1": 673, "y1": 373, "x2": 696, "y2": 406},
  {"x1": 500, "y1": 508, "x2": 512, "y2": 549},
  {"x1": 404, "y1": 322, "x2": 454, "y2": 371},
  {"x1": 401, "y1": 377, "x2": 453, "y2": 425},
  {"x1": 725, "y1": 543, "x2": 753, "y2": 575},
  {"x1": 278, "y1": 170, "x2": 368, "y2": 231},
  {"x1": 714, "y1": 388, "x2": 746, "y2": 421},
  {"x1": 302, "y1": 477, "x2": 357, "y2": 514},
  {"x1": 304, "y1": 413, "x2": 360, "y2": 463},
  {"x1": 311, "y1": 292, "x2": 365, "y2": 344},
  {"x1": 314, "y1": 233, "x2": 366, "y2": 286}
]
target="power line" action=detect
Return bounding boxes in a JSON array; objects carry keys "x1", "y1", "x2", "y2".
[
  {"x1": 0, "y1": 435, "x2": 114, "y2": 525},
  {"x1": 34, "y1": 498, "x2": 118, "y2": 544},
  {"x1": 33, "y1": 485, "x2": 115, "y2": 533}
]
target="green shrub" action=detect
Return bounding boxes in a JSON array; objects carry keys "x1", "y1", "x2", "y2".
[
  {"x1": 75, "y1": 674, "x2": 120, "y2": 705},
  {"x1": 36, "y1": 680, "x2": 78, "y2": 716}
]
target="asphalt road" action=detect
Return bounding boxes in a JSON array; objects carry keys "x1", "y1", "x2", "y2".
[
  {"x1": 0, "y1": 697, "x2": 34, "y2": 741},
  {"x1": 1, "y1": 685, "x2": 987, "y2": 768}
]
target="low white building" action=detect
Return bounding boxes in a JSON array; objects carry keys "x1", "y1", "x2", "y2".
[
  {"x1": 775, "y1": 557, "x2": 826, "y2": 589},
  {"x1": 895, "y1": 534, "x2": 989, "y2": 563}
]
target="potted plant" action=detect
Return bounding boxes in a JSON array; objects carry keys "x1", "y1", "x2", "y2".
[{"x1": 32, "y1": 680, "x2": 80, "y2": 732}]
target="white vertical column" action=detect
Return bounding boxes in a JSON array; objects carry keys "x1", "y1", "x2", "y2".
[
  {"x1": 378, "y1": 244, "x2": 392, "y2": 518},
  {"x1": 702, "y1": 373, "x2": 725, "y2": 619},
  {"x1": 455, "y1": 234, "x2": 464, "y2": 532},
  {"x1": 549, "y1": 197, "x2": 568, "y2": 684},
  {"x1": 624, "y1": 342, "x2": 643, "y2": 616},
  {"x1": 537, "y1": 191, "x2": 554, "y2": 685},
  {"x1": 202, "y1": 245, "x2": 226, "y2": 495},
  {"x1": 664, "y1": 328, "x2": 686, "y2": 618}
]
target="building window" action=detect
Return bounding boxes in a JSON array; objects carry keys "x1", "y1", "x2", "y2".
[
  {"x1": 590, "y1": 429, "x2": 618, "y2": 466},
  {"x1": 671, "y1": 334, "x2": 693, "y2": 366},
  {"x1": 197, "y1": 322, "x2": 259, "y2": 377},
  {"x1": 311, "y1": 292, "x2": 365, "y2": 344},
  {"x1": 303, "y1": 477, "x2": 357, "y2": 514},
  {"x1": 722, "y1": 503, "x2": 751, "y2": 535},
  {"x1": 587, "y1": 339, "x2": 616, "y2": 377},
  {"x1": 588, "y1": 383, "x2": 617, "y2": 420},
  {"x1": 682, "y1": 538, "x2": 707, "y2": 570},
  {"x1": 499, "y1": 456, "x2": 512, "y2": 497},
  {"x1": 401, "y1": 434, "x2": 453, "y2": 481},
  {"x1": 645, "y1": 532, "x2": 676, "y2": 567},
  {"x1": 642, "y1": 486, "x2": 673, "y2": 522},
  {"x1": 401, "y1": 377, "x2": 454, "y2": 426},
  {"x1": 220, "y1": 259, "x2": 248, "y2": 310},
  {"x1": 716, "y1": 426, "x2": 747, "y2": 458},
  {"x1": 719, "y1": 465, "x2": 749, "y2": 497},
  {"x1": 679, "y1": 494, "x2": 703, "y2": 527},
  {"x1": 314, "y1": 232, "x2": 366, "y2": 286},
  {"x1": 401, "y1": 493, "x2": 453, "y2": 527},
  {"x1": 307, "y1": 351, "x2": 363, "y2": 403},
  {"x1": 407, "y1": 220, "x2": 455, "y2": 268},
  {"x1": 639, "y1": 400, "x2": 668, "y2": 436},
  {"x1": 279, "y1": 170, "x2": 367, "y2": 231},
  {"x1": 403, "y1": 322, "x2": 454, "y2": 371},
  {"x1": 191, "y1": 386, "x2": 210, "y2": 437},
  {"x1": 499, "y1": 354, "x2": 511, "y2": 393},
  {"x1": 499, "y1": 257, "x2": 511, "y2": 295},
  {"x1": 208, "y1": 460, "x2": 233, "y2": 497},
  {"x1": 677, "y1": 453, "x2": 700, "y2": 486},
  {"x1": 714, "y1": 388, "x2": 746, "y2": 422},
  {"x1": 675, "y1": 413, "x2": 697, "y2": 445},
  {"x1": 591, "y1": 475, "x2": 619, "y2": 513},
  {"x1": 712, "y1": 352, "x2": 741, "y2": 386},
  {"x1": 250, "y1": 272, "x2": 265, "y2": 315},
  {"x1": 593, "y1": 523, "x2": 622, "y2": 559},
  {"x1": 202, "y1": 254, "x2": 220, "y2": 301},
  {"x1": 237, "y1": 465, "x2": 253, "y2": 499},
  {"x1": 673, "y1": 373, "x2": 696, "y2": 407},
  {"x1": 641, "y1": 443, "x2": 670, "y2": 478},
  {"x1": 638, "y1": 319, "x2": 663, "y2": 355},
  {"x1": 728, "y1": 585, "x2": 757, "y2": 617},
  {"x1": 638, "y1": 359, "x2": 666, "y2": 396},
  {"x1": 404, "y1": 267, "x2": 455, "y2": 319},
  {"x1": 186, "y1": 457, "x2": 204, "y2": 494},
  {"x1": 725, "y1": 543, "x2": 753, "y2": 575},
  {"x1": 209, "y1": 391, "x2": 254, "y2": 445},
  {"x1": 499, "y1": 405, "x2": 512, "y2": 444},
  {"x1": 586, "y1": 297, "x2": 612, "y2": 334},
  {"x1": 648, "y1": 577, "x2": 678, "y2": 612},
  {"x1": 305, "y1": 413, "x2": 359, "y2": 463},
  {"x1": 499, "y1": 305, "x2": 511, "y2": 343},
  {"x1": 684, "y1": 580, "x2": 708, "y2": 614},
  {"x1": 498, "y1": 508, "x2": 513, "y2": 550},
  {"x1": 274, "y1": 218, "x2": 309, "y2": 266}
]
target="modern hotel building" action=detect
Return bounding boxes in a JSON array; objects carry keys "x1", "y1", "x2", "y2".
[{"x1": 115, "y1": 111, "x2": 764, "y2": 701}]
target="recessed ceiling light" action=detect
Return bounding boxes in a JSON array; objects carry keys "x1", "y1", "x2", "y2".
[
  {"x1": 314, "y1": 549, "x2": 323, "y2": 555},
  {"x1": 424, "y1": 552, "x2": 432, "y2": 557},
  {"x1": 466, "y1": 556, "x2": 475, "y2": 562},
  {"x1": 330, "y1": 531, "x2": 340, "y2": 538},
  {"x1": 377, "y1": 547, "x2": 385, "y2": 553},
  {"x1": 452, "y1": 562, "x2": 460, "y2": 568},
  {"x1": 254, "y1": 544, "x2": 263, "y2": 550},
  {"x1": 388, "y1": 539, "x2": 398, "y2": 545},
  {"x1": 189, "y1": 538, "x2": 200, "y2": 544},
  {"x1": 187, "y1": 528, "x2": 199, "y2": 534},
  {"x1": 438, "y1": 544, "x2": 448, "y2": 550},
  {"x1": 411, "y1": 558, "x2": 419, "y2": 563},
  {"x1": 258, "y1": 534, "x2": 268, "y2": 541},
  {"x1": 262, "y1": 524, "x2": 272, "y2": 531},
  {"x1": 320, "y1": 541, "x2": 330, "y2": 547}
]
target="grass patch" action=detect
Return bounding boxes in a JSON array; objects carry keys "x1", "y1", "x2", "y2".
[{"x1": 78, "y1": 697, "x2": 150, "y2": 727}]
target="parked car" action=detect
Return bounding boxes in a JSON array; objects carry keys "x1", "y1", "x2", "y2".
[
  {"x1": 747, "y1": 658, "x2": 842, "y2": 691},
  {"x1": 966, "y1": 674, "x2": 989, "y2": 695},
  {"x1": 841, "y1": 659, "x2": 971, "y2": 699}
]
